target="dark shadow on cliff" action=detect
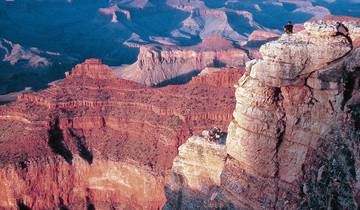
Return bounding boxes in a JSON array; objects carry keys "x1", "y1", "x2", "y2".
[
  {"x1": 18, "y1": 160, "x2": 28, "y2": 170},
  {"x1": 17, "y1": 200, "x2": 31, "y2": 210},
  {"x1": 0, "y1": 101, "x2": 11, "y2": 106},
  {"x1": 299, "y1": 127, "x2": 358, "y2": 210},
  {"x1": 86, "y1": 197, "x2": 96, "y2": 210},
  {"x1": 349, "y1": 103, "x2": 360, "y2": 131},
  {"x1": 59, "y1": 197, "x2": 70, "y2": 210},
  {"x1": 154, "y1": 70, "x2": 200, "y2": 87},
  {"x1": 212, "y1": 59, "x2": 227, "y2": 68},
  {"x1": 341, "y1": 67, "x2": 359, "y2": 110},
  {"x1": 69, "y1": 129, "x2": 93, "y2": 164},
  {"x1": 48, "y1": 118, "x2": 73, "y2": 164}
]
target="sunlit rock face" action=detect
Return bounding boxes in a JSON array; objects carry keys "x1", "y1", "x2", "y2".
[
  {"x1": 248, "y1": 30, "x2": 279, "y2": 42},
  {"x1": 66, "y1": 58, "x2": 116, "y2": 80},
  {"x1": 116, "y1": 37, "x2": 249, "y2": 86},
  {"x1": 225, "y1": 20, "x2": 360, "y2": 210},
  {"x1": 0, "y1": 59, "x2": 244, "y2": 209},
  {"x1": 167, "y1": 20, "x2": 360, "y2": 209},
  {"x1": 172, "y1": 136, "x2": 227, "y2": 190},
  {"x1": 0, "y1": 159, "x2": 165, "y2": 210},
  {"x1": 164, "y1": 134, "x2": 228, "y2": 209},
  {"x1": 250, "y1": 21, "x2": 360, "y2": 87}
]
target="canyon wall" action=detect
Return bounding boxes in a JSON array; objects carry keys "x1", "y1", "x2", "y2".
[
  {"x1": 0, "y1": 19, "x2": 359, "y2": 210},
  {"x1": 0, "y1": 59, "x2": 243, "y2": 209},
  {"x1": 116, "y1": 37, "x2": 249, "y2": 86},
  {"x1": 167, "y1": 20, "x2": 360, "y2": 209},
  {"x1": 0, "y1": 158, "x2": 165, "y2": 209}
]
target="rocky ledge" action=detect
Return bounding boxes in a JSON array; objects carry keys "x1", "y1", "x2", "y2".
[{"x1": 166, "y1": 20, "x2": 360, "y2": 209}]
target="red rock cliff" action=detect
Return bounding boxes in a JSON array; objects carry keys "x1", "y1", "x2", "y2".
[{"x1": 0, "y1": 59, "x2": 243, "y2": 209}]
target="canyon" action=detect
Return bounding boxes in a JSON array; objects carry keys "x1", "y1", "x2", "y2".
[
  {"x1": 4, "y1": 0, "x2": 356, "y2": 95},
  {"x1": 0, "y1": 18, "x2": 359, "y2": 210},
  {"x1": 0, "y1": 58, "x2": 243, "y2": 209}
]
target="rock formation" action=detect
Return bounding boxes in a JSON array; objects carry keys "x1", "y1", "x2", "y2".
[
  {"x1": 166, "y1": 20, "x2": 360, "y2": 209},
  {"x1": 165, "y1": 134, "x2": 227, "y2": 210},
  {"x1": 247, "y1": 30, "x2": 279, "y2": 42},
  {"x1": 1, "y1": 14, "x2": 360, "y2": 210},
  {"x1": 245, "y1": 30, "x2": 280, "y2": 57},
  {"x1": 115, "y1": 37, "x2": 249, "y2": 86},
  {"x1": 0, "y1": 59, "x2": 244, "y2": 209}
]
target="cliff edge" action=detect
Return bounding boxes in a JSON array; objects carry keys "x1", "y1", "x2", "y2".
[{"x1": 166, "y1": 20, "x2": 360, "y2": 209}]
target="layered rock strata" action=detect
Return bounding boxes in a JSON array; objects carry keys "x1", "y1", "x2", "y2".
[
  {"x1": 0, "y1": 59, "x2": 243, "y2": 209},
  {"x1": 167, "y1": 20, "x2": 360, "y2": 209},
  {"x1": 165, "y1": 135, "x2": 227, "y2": 210},
  {"x1": 116, "y1": 37, "x2": 249, "y2": 86}
]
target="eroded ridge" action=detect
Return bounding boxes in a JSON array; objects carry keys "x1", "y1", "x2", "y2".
[
  {"x1": 0, "y1": 58, "x2": 244, "y2": 209},
  {"x1": 166, "y1": 20, "x2": 360, "y2": 209}
]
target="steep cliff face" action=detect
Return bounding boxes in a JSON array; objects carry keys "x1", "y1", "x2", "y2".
[
  {"x1": 165, "y1": 135, "x2": 227, "y2": 209},
  {"x1": 0, "y1": 59, "x2": 243, "y2": 209},
  {"x1": 116, "y1": 37, "x2": 249, "y2": 86},
  {"x1": 0, "y1": 158, "x2": 165, "y2": 209},
  {"x1": 167, "y1": 20, "x2": 360, "y2": 209}
]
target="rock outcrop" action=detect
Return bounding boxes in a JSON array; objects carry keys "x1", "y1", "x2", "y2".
[
  {"x1": 65, "y1": 58, "x2": 116, "y2": 80},
  {"x1": 115, "y1": 37, "x2": 249, "y2": 86},
  {"x1": 166, "y1": 20, "x2": 360, "y2": 209},
  {"x1": 247, "y1": 30, "x2": 279, "y2": 42},
  {"x1": 0, "y1": 59, "x2": 244, "y2": 209},
  {"x1": 165, "y1": 133, "x2": 227, "y2": 210},
  {"x1": 1, "y1": 17, "x2": 360, "y2": 210}
]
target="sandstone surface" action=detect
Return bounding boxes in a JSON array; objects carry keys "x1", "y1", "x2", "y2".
[
  {"x1": 165, "y1": 134, "x2": 227, "y2": 210},
  {"x1": 248, "y1": 30, "x2": 279, "y2": 42},
  {"x1": 1, "y1": 16, "x2": 360, "y2": 210},
  {"x1": 166, "y1": 20, "x2": 360, "y2": 210},
  {"x1": 0, "y1": 59, "x2": 243, "y2": 209},
  {"x1": 115, "y1": 37, "x2": 249, "y2": 86},
  {"x1": 172, "y1": 135, "x2": 227, "y2": 190}
]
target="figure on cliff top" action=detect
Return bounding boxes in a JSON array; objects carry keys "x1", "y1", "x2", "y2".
[
  {"x1": 284, "y1": 21, "x2": 294, "y2": 34},
  {"x1": 334, "y1": 22, "x2": 352, "y2": 49}
]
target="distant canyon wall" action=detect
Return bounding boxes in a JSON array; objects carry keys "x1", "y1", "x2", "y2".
[{"x1": 116, "y1": 37, "x2": 249, "y2": 86}]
